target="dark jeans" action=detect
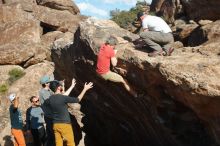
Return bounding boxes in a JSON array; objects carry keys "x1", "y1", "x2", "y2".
[
  {"x1": 31, "y1": 126, "x2": 47, "y2": 146},
  {"x1": 45, "y1": 116, "x2": 55, "y2": 146}
]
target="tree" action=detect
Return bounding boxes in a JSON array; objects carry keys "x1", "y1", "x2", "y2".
[
  {"x1": 110, "y1": 4, "x2": 143, "y2": 29},
  {"x1": 110, "y1": 8, "x2": 120, "y2": 17}
]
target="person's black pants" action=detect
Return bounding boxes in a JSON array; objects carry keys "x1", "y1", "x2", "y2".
[
  {"x1": 31, "y1": 126, "x2": 47, "y2": 146},
  {"x1": 45, "y1": 116, "x2": 55, "y2": 146}
]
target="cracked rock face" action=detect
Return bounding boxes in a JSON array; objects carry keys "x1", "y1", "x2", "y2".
[
  {"x1": 1, "y1": 0, "x2": 220, "y2": 145},
  {"x1": 36, "y1": 0, "x2": 80, "y2": 15},
  {"x1": 181, "y1": 0, "x2": 220, "y2": 21},
  {"x1": 51, "y1": 18, "x2": 220, "y2": 146},
  {"x1": 0, "y1": 0, "x2": 84, "y2": 67},
  {"x1": 0, "y1": 0, "x2": 82, "y2": 145},
  {"x1": 150, "y1": 0, "x2": 220, "y2": 23}
]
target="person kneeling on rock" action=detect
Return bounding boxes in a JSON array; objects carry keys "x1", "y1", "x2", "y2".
[{"x1": 136, "y1": 11, "x2": 174, "y2": 57}]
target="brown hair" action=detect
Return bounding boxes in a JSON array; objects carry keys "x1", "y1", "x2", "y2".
[
  {"x1": 30, "y1": 96, "x2": 37, "y2": 102},
  {"x1": 105, "y1": 36, "x2": 118, "y2": 46}
]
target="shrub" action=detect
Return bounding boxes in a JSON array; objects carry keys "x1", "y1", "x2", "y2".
[
  {"x1": 0, "y1": 84, "x2": 8, "y2": 94},
  {"x1": 8, "y1": 68, "x2": 25, "y2": 84},
  {"x1": 110, "y1": 1, "x2": 148, "y2": 29}
]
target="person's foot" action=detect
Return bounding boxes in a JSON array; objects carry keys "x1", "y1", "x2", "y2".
[
  {"x1": 148, "y1": 50, "x2": 164, "y2": 57},
  {"x1": 164, "y1": 47, "x2": 174, "y2": 56}
]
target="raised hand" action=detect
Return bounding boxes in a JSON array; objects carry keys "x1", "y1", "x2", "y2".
[
  {"x1": 84, "y1": 82, "x2": 93, "y2": 91},
  {"x1": 60, "y1": 79, "x2": 65, "y2": 86},
  {"x1": 71, "y1": 78, "x2": 76, "y2": 87}
]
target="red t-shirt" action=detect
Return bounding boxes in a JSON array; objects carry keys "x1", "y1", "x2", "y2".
[{"x1": 96, "y1": 44, "x2": 115, "y2": 74}]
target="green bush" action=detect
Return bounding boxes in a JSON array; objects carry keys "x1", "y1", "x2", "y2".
[
  {"x1": 0, "y1": 84, "x2": 8, "y2": 94},
  {"x1": 110, "y1": 7, "x2": 142, "y2": 29},
  {"x1": 110, "y1": 1, "x2": 150, "y2": 29},
  {"x1": 8, "y1": 68, "x2": 25, "y2": 84}
]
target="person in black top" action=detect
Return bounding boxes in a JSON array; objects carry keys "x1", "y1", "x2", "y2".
[{"x1": 48, "y1": 79, "x2": 93, "y2": 146}]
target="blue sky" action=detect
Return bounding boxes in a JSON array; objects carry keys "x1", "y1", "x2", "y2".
[{"x1": 74, "y1": 0, "x2": 152, "y2": 19}]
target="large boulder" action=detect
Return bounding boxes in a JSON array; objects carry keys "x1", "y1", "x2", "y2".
[
  {"x1": 41, "y1": 31, "x2": 64, "y2": 59},
  {"x1": 79, "y1": 18, "x2": 139, "y2": 54},
  {"x1": 0, "y1": 4, "x2": 49, "y2": 66},
  {"x1": 150, "y1": 0, "x2": 220, "y2": 22},
  {"x1": 3, "y1": 0, "x2": 37, "y2": 12},
  {"x1": 0, "y1": 20, "x2": 41, "y2": 45},
  {"x1": 0, "y1": 2, "x2": 85, "y2": 67},
  {"x1": 188, "y1": 20, "x2": 220, "y2": 46},
  {"x1": 52, "y1": 32, "x2": 74, "y2": 49},
  {"x1": 150, "y1": 0, "x2": 165, "y2": 12},
  {"x1": 1, "y1": 0, "x2": 220, "y2": 145},
  {"x1": 0, "y1": 4, "x2": 33, "y2": 23},
  {"x1": 36, "y1": 0, "x2": 80, "y2": 15},
  {"x1": 150, "y1": 0, "x2": 183, "y2": 23},
  {"x1": 0, "y1": 20, "x2": 45, "y2": 66},
  {"x1": 173, "y1": 20, "x2": 199, "y2": 46},
  {"x1": 33, "y1": 5, "x2": 86, "y2": 33},
  {"x1": 181, "y1": 0, "x2": 220, "y2": 21},
  {"x1": 3, "y1": 0, "x2": 36, "y2": 4},
  {"x1": 51, "y1": 18, "x2": 220, "y2": 146}
]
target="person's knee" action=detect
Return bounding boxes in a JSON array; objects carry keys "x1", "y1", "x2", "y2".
[
  {"x1": 139, "y1": 32, "x2": 145, "y2": 38},
  {"x1": 116, "y1": 75, "x2": 125, "y2": 83},
  {"x1": 140, "y1": 32, "x2": 150, "y2": 39}
]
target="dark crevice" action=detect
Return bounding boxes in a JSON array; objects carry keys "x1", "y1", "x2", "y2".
[
  {"x1": 173, "y1": 26, "x2": 208, "y2": 47},
  {"x1": 19, "y1": 55, "x2": 35, "y2": 68},
  {"x1": 79, "y1": 80, "x2": 217, "y2": 146},
  {"x1": 40, "y1": 22, "x2": 59, "y2": 35},
  {"x1": 187, "y1": 27, "x2": 208, "y2": 47},
  {"x1": 156, "y1": 86, "x2": 216, "y2": 146},
  {"x1": 71, "y1": 59, "x2": 216, "y2": 146}
]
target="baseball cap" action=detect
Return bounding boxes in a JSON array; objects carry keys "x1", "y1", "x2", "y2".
[
  {"x1": 8, "y1": 93, "x2": 16, "y2": 102},
  {"x1": 40, "y1": 75, "x2": 52, "y2": 84},
  {"x1": 49, "y1": 80, "x2": 62, "y2": 92},
  {"x1": 137, "y1": 12, "x2": 145, "y2": 20}
]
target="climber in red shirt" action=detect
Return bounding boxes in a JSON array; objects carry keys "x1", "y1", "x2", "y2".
[{"x1": 96, "y1": 36, "x2": 137, "y2": 97}]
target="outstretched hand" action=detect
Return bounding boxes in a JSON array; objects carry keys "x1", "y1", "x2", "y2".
[
  {"x1": 71, "y1": 78, "x2": 76, "y2": 87},
  {"x1": 84, "y1": 82, "x2": 93, "y2": 91},
  {"x1": 60, "y1": 79, "x2": 65, "y2": 86}
]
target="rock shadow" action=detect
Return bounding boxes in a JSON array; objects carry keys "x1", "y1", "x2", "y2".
[{"x1": 3, "y1": 135, "x2": 13, "y2": 146}]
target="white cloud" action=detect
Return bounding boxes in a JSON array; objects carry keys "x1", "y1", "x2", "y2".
[{"x1": 77, "y1": 2, "x2": 109, "y2": 17}]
